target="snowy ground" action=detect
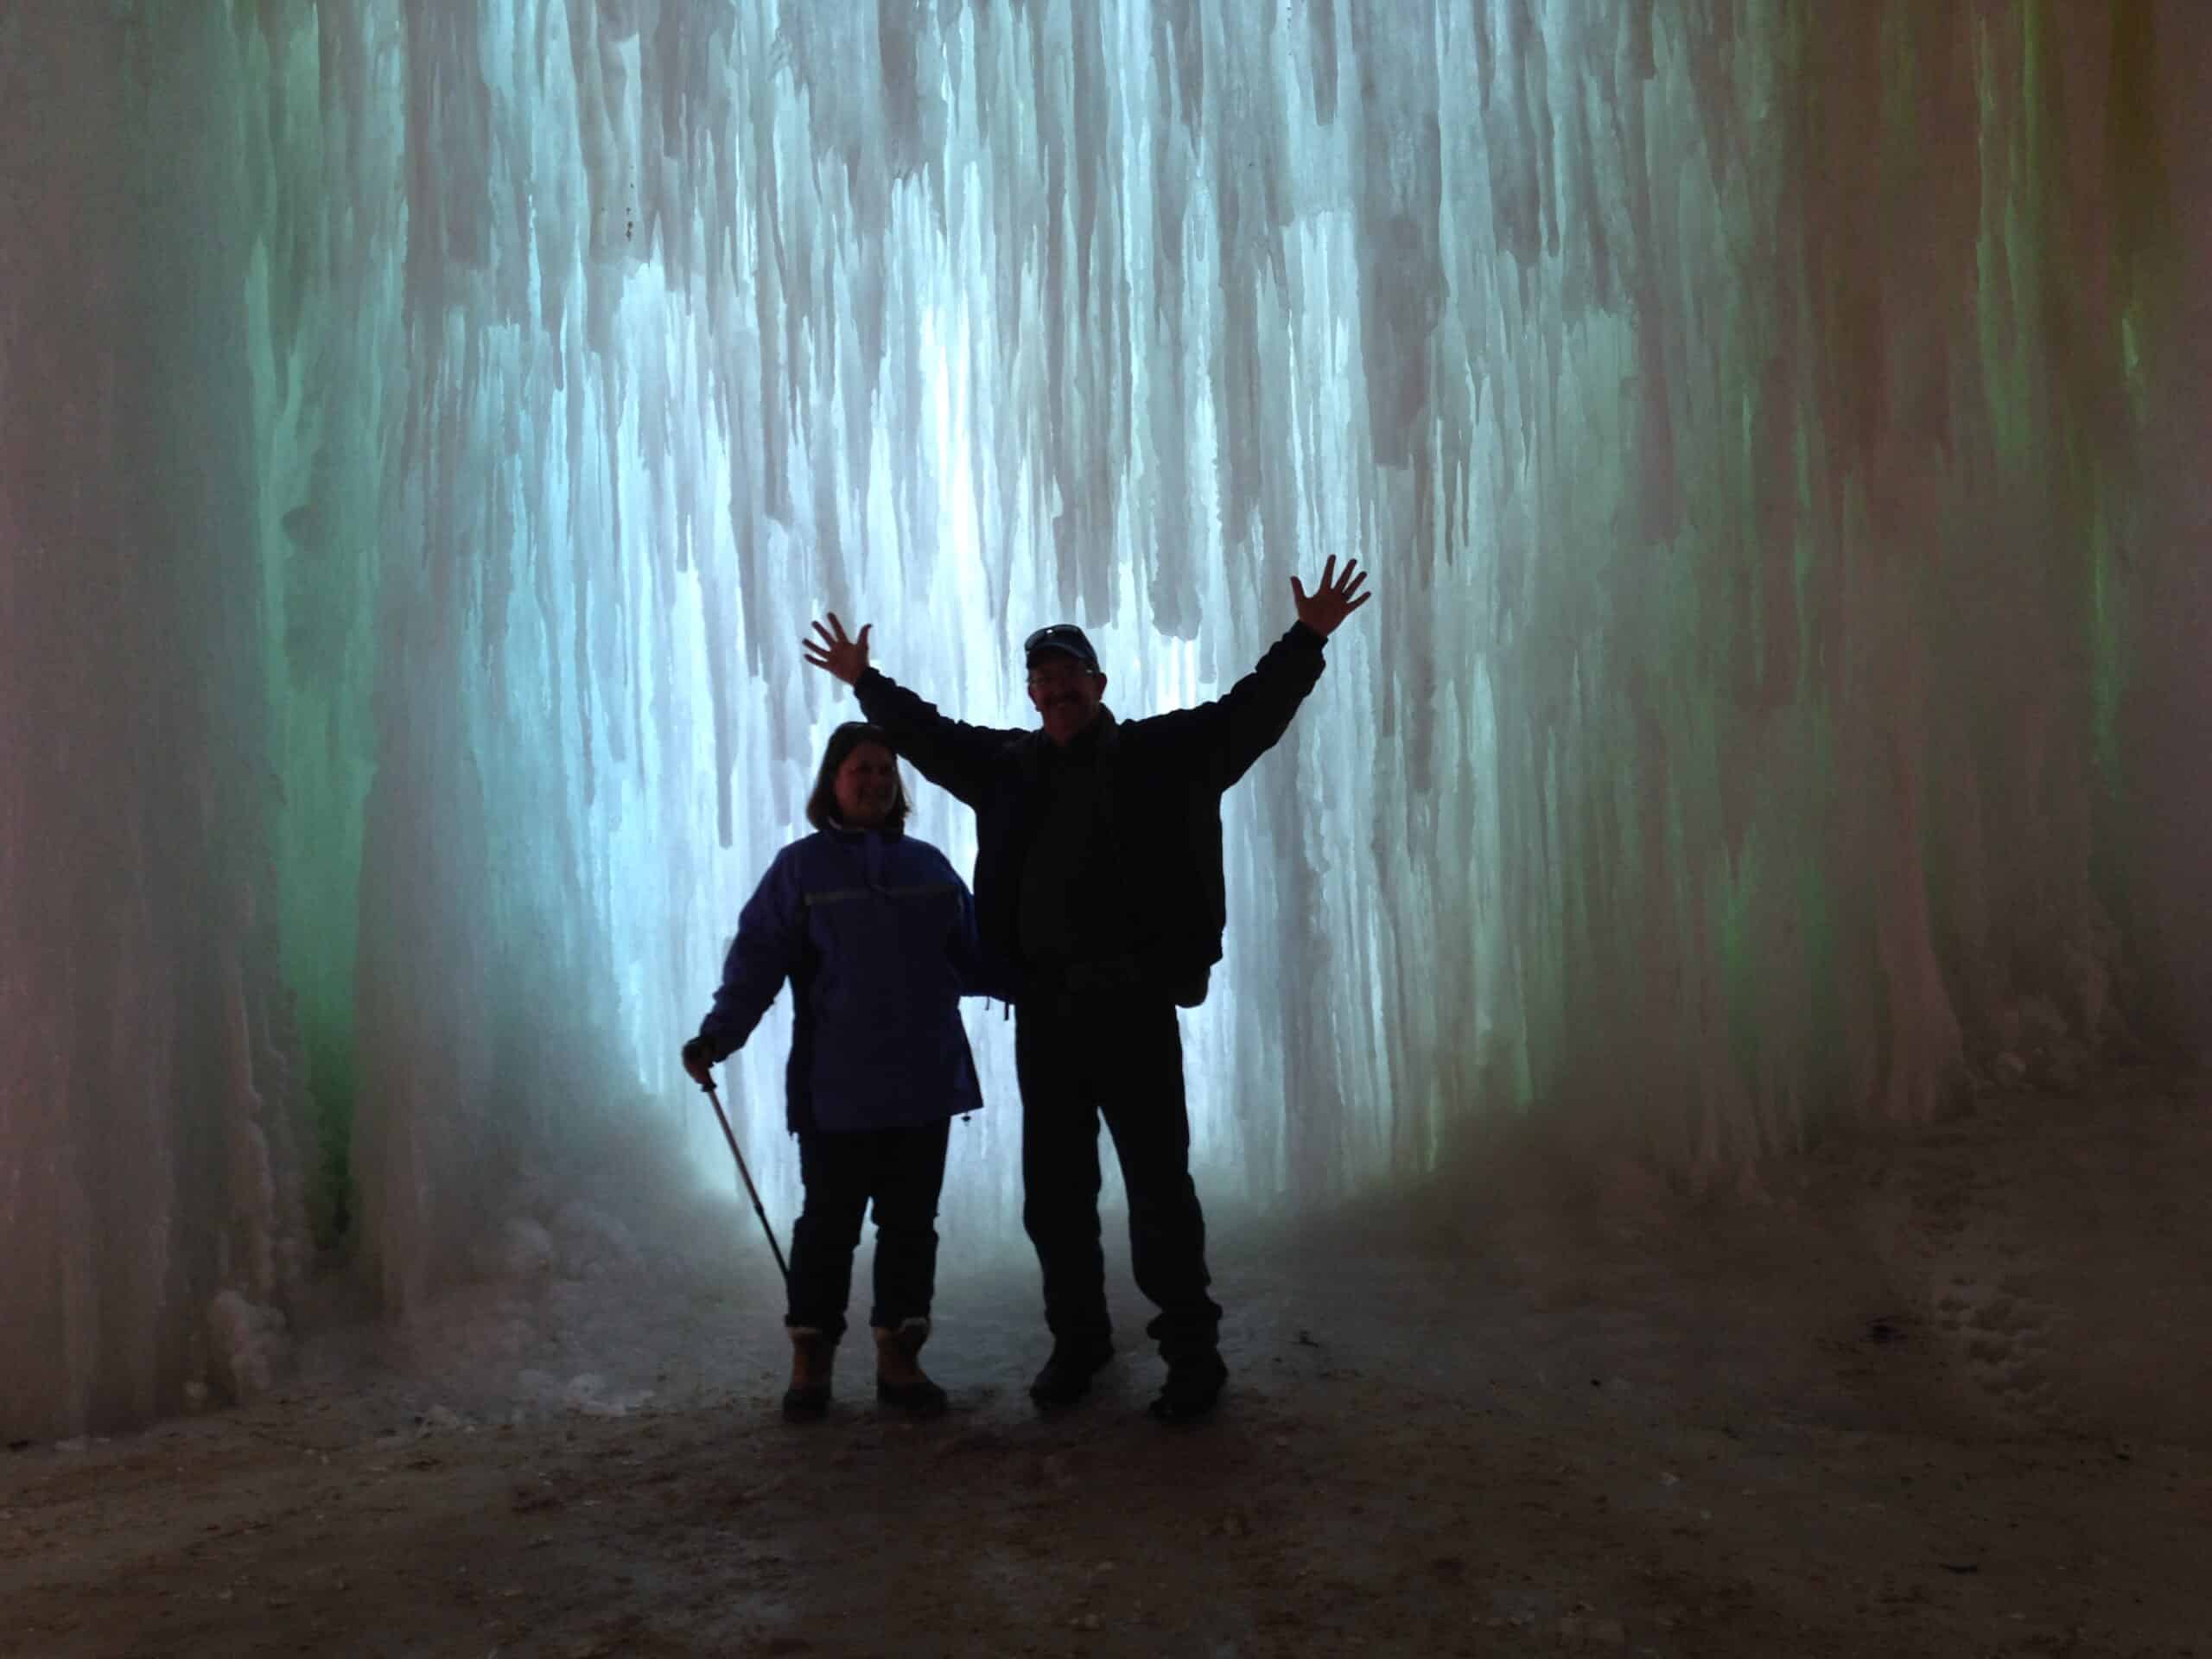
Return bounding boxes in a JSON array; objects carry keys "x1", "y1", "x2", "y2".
[{"x1": 4, "y1": 1066, "x2": 2209, "y2": 1658}]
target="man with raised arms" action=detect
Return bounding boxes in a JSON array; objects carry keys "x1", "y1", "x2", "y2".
[{"x1": 803, "y1": 558, "x2": 1371, "y2": 1422}]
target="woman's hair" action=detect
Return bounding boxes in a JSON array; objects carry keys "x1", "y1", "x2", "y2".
[{"x1": 805, "y1": 721, "x2": 911, "y2": 832}]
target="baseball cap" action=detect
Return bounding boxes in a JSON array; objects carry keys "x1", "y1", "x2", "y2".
[{"x1": 1023, "y1": 623, "x2": 1100, "y2": 675}]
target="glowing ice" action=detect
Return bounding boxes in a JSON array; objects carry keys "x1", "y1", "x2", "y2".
[{"x1": 1, "y1": 2, "x2": 2206, "y2": 1438}]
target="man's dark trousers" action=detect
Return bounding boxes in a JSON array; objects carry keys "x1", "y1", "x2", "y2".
[
  {"x1": 1014, "y1": 991, "x2": 1223, "y2": 1362},
  {"x1": 785, "y1": 1120, "x2": 951, "y2": 1341}
]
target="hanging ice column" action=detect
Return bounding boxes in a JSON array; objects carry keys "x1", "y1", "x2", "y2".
[
  {"x1": 2, "y1": 0, "x2": 2208, "y2": 1439},
  {"x1": 1, "y1": 9, "x2": 315, "y2": 1438}
]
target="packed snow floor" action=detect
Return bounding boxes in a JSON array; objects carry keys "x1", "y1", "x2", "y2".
[{"x1": 4, "y1": 1067, "x2": 2209, "y2": 1658}]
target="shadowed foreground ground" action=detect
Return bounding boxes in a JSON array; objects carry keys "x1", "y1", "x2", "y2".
[{"x1": 5, "y1": 1070, "x2": 2209, "y2": 1657}]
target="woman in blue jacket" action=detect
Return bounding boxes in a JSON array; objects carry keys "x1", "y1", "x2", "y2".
[{"x1": 681, "y1": 722, "x2": 983, "y2": 1421}]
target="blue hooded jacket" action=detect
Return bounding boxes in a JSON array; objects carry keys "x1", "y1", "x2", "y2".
[{"x1": 693, "y1": 828, "x2": 985, "y2": 1134}]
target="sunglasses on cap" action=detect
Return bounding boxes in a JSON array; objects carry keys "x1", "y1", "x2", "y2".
[{"x1": 1022, "y1": 623, "x2": 1100, "y2": 673}]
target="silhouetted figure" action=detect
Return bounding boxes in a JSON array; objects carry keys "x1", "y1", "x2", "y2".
[
  {"x1": 804, "y1": 559, "x2": 1371, "y2": 1421},
  {"x1": 683, "y1": 723, "x2": 983, "y2": 1421}
]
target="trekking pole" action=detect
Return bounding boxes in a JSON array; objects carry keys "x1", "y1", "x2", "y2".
[{"x1": 700, "y1": 1074, "x2": 790, "y2": 1285}]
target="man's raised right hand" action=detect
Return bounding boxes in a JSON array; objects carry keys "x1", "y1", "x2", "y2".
[{"x1": 802, "y1": 613, "x2": 872, "y2": 686}]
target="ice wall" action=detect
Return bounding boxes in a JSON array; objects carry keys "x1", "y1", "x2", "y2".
[
  {"x1": 1, "y1": 10, "x2": 314, "y2": 1436},
  {"x1": 2, "y1": 1, "x2": 2205, "y2": 1438}
]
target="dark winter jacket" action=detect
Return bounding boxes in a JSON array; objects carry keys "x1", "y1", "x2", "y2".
[
  {"x1": 692, "y1": 828, "x2": 983, "y2": 1134},
  {"x1": 855, "y1": 622, "x2": 1329, "y2": 1006}
]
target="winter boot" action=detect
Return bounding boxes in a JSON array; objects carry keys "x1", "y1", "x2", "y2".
[
  {"x1": 782, "y1": 1326, "x2": 834, "y2": 1422},
  {"x1": 1028, "y1": 1337, "x2": 1115, "y2": 1407},
  {"x1": 1149, "y1": 1350, "x2": 1228, "y2": 1424},
  {"x1": 874, "y1": 1318, "x2": 948, "y2": 1415}
]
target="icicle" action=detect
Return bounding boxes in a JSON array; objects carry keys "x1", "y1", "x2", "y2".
[{"x1": 3, "y1": 0, "x2": 2208, "y2": 1440}]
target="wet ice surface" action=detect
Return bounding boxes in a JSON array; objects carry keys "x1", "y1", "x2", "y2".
[{"x1": 7, "y1": 1071, "x2": 2209, "y2": 1657}]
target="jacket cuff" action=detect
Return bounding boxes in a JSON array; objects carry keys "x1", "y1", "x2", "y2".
[{"x1": 1287, "y1": 620, "x2": 1326, "y2": 651}]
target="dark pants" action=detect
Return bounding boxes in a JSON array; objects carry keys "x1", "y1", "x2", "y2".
[
  {"x1": 1014, "y1": 994, "x2": 1223, "y2": 1362},
  {"x1": 785, "y1": 1120, "x2": 951, "y2": 1342}
]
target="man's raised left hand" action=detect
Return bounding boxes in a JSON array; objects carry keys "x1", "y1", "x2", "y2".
[{"x1": 1291, "y1": 556, "x2": 1372, "y2": 637}]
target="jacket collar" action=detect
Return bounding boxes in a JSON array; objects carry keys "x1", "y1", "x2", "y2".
[{"x1": 1020, "y1": 706, "x2": 1117, "y2": 772}]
